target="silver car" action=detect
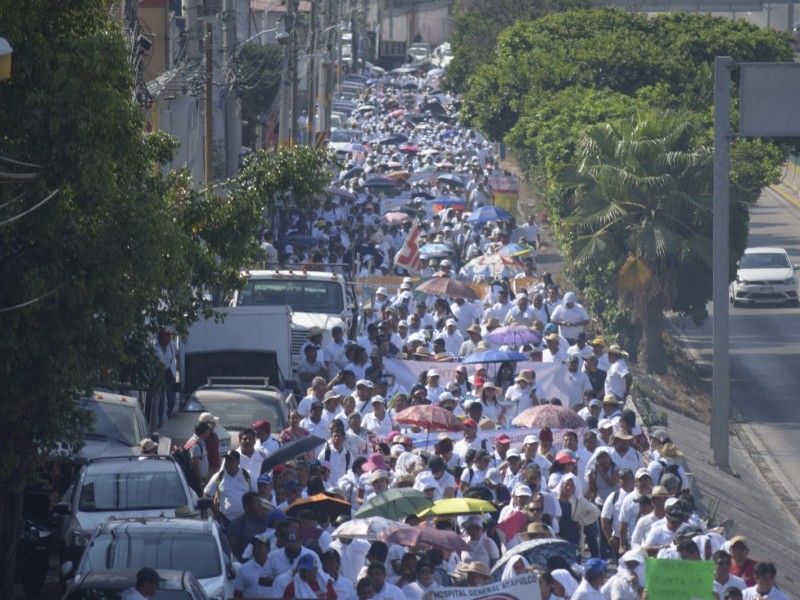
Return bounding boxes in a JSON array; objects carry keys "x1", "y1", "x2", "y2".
[{"x1": 729, "y1": 246, "x2": 800, "y2": 307}]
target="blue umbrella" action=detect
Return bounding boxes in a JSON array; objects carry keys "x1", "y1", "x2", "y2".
[
  {"x1": 440, "y1": 130, "x2": 458, "y2": 139},
  {"x1": 462, "y1": 349, "x2": 528, "y2": 364},
  {"x1": 379, "y1": 134, "x2": 409, "y2": 146},
  {"x1": 420, "y1": 243, "x2": 456, "y2": 258},
  {"x1": 466, "y1": 205, "x2": 514, "y2": 224},
  {"x1": 284, "y1": 234, "x2": 319, "y2": 248}
]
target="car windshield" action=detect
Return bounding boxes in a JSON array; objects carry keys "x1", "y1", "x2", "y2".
[
  {"x1": 78, "y1": 472, "x2": 188, "y2": 512},
  {"x1": 237, "y1": 279, "x2": 344, "y2": 313},
  {"x1": 739, "y1": 253, "x2": 790, "y2": 270},
  {"x1": 80, "y1": 531, "x2": 222, "y2": 579},
  {"x1": 187, "y1": 396, "x2": 285, "y2": 431},
  {"x1": 68, "y1": 591, "x2": 193, "y2": 600},
  {"x1": 81, "y1": 401, "x2": 141, "y2": 446},
  {"x1": 330, "y1": 130, "x2": 360, "y2": 143}
]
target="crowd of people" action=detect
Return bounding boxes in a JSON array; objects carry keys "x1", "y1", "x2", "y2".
[{"x1": 135, "y1": 66, "x2": 791, "y2": 600}]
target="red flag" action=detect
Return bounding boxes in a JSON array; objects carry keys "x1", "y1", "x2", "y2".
[{"x1": 394, "y1": 219, "x2": 421, "y2": 275}]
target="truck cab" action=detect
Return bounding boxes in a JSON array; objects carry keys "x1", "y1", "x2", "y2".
[{"x1": 231, "y1": 269, "x2": 353, "y2": 364}]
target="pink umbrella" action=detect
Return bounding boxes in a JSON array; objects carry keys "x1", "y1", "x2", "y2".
[
  {"x1": 393, "y1": 405, "x2": 465, "y2": 432},
  {"x1": 379, "y1": 525, "x2": 470, "y2": 552},
  {"x1": 399, "y1": 144, "x2": 420, "y2": 154},
  {"x1": 512, "y1": 405, "x2": 587, "y2": 429},
  {"x1": 485, "y1": 326, "x2": 542, "y2": 348},
  {"x1": 382, "y1": 211, "x2": 412, "y2": 226}
]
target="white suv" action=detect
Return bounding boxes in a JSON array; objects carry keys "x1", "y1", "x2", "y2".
[{"x1": 730, "y1": 246, "x2": 800, "y2": 307}]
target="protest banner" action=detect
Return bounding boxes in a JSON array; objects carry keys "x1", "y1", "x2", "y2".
[
  {"x1": 383, "y1": 359, "x2": 570, "y2": 404},
  {"x1": 488, "y1": 174, "x2": 520, "y2": 215},
  {"x1": 645, "y1": 558, "x2": 714, "y2": 600},
  {"x1": 429, "y1": 572, "x2": 542, "y2": 600}
]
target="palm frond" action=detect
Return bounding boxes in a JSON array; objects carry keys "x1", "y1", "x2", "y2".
[
  {"x1": 616, "y1": 255, "x2": 655, "y2": 294},
  {"x1": 568, "y1": 232, "x2": 618, "y2": 266},
  {"x1": 628, "y1": 221, "x2": 685, "y2": 261}
]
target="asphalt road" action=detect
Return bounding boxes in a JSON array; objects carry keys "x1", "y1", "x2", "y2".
[{"x1": 670, "y1": 184, "x2": 800, "y2": 503}]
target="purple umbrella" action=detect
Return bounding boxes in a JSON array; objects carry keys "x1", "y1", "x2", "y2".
[{"x1": 485, "y1": 326, "x2": 542, "y2": 348}]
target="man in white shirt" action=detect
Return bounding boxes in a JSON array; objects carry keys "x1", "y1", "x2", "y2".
[
  {"x1": 324, "y1": 325, "x2": 349, "y2": 378},
  {"x1": 572, "y1": 558, "x2": 608, "y2": 600},
  {"x1": 453, "y1": 419, "x2": 486, "y2": 462},
  {"x1": 549, "y1": 291, "x2": 591, "y2": 344},
  {"x1": 425, "y1": 369, "x2": 447, "y2": 404},
  {"x1": 600, "y1": 468, "x2": 634, "y2": 557},
  {"x1": 318, "y1": 425, "x2": 351, "y2": 485},
  {"x1": 610, "y1": 430, "x2": 644, "y2": 473},
  {"x1": 562, "y1": 354, "x2": 593, "y2": 408},
  {"x1": 519, "y1": 214, "x2": 541, "y2": 248},
  {"x1": 237, "y1": 429, "x2": 268, "y2": 476},
  {"x1": 542, "y1": 333, "x2": 569, "y2": 363},
  {"x1": 439, "y1": 319, "x2": 465, "y2": 356},
  {"x1": 233, "y1": 533, "x2": 273, "y2": 599},
  {"x1": 483, "y1": 288, "x2": 513, "y2": 324},
  {"x1": 713, "y1": 550, "x2": 747, "y2": 599},
  {"x1": 450, "y1": 298, "x2": 479, "y2": 335},
  {"x1": 605, "y1": 344, "x2": 632, "y2": 401},
  {"x1": 301, "y1": 400, "x2": 331, "y2": 439},
  {"x1": 742, "y1": 562, "x2": 789, "y2": 600},
  {"x1": 253, "y1": 419, "x2": 281, "y2": 456},
  {"x1": 204, "y1": 450, "x2": 257, "y2": 525},
  {"x1": 503, "y1": 293, "x2": 536, "y2": 326}
]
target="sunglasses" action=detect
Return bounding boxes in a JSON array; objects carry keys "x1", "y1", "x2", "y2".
[{"x1": 528, "y1": 507, "x2": 543, "y2": 513}]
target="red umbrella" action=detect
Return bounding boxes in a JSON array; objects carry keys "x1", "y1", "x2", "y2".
[
  {"x1": 399, "y1": 144, "x2": 420, "y2": 154},
  {"x1": 415, "y1": 277, "x2": 478, "y2": 301},
  {"x1": 379, "y1": 525, "x2": 470, "y2": 552},
  {"x1": 512, "y1": 405, "x2": 587, "y2": 429},
  {"x1": 382, "y1": 211, "x2": 412, "y2": 226},
  {"x1": 393, "y1": 405, "x2": 464, "y2": 432}
]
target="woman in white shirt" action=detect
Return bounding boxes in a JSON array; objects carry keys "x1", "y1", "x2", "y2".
[{"x1": 361, "y1": 396, "x2": 395, "y2": 439}]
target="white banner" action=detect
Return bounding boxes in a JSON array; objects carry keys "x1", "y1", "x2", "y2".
[
  {"x1": 429, "y1": 572, "x2": 542, "y2": 600},
  {"x1": 383, "y1": 358, "x2": 571, "y2": 402}
]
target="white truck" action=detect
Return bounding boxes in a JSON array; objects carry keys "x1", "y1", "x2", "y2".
[
  {"x1": 230, "y1": 269, "x2": 353, "y2": 365},
  {"x1": 180, "y1": 305, "x2": 294, "y2": 395}
]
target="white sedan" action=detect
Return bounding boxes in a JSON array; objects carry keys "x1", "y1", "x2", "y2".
[{"x1": 729, "y1": 246, "x2": 800, "y2": 307}]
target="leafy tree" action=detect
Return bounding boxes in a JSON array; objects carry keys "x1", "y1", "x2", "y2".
[
  {"x1": 0, "y1": 3, "x2": 328, "y2": 592},
  {"x1": 558, "y1": 111, "x2": 714, "y2": 373},
  {"x1": 445, "y1": 0, "x2": 592, "y2": 93},
  {"x1": 236, "y1": 43, "x2": 283, "y2": 149}
]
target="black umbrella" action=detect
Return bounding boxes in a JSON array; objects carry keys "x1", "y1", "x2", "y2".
[
  {"x1": 378, "y1": 134, "x2": 409, "y2": 146},
  {"x1": 341, "y1": 167, "x2": 365, "y2": 181},
  {"x1": 490, "y1": 538, "x2": 577, "y2": 577},
  {"x1": 436, "y1": 173, "x2": 465, "y2": 187},
  {"x1": 260, "y1": 435, "x2": 325, "y2": 474}
]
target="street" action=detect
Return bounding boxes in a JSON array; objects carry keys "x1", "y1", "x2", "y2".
[{"x1": 670, "y1": 183, "x2": 800, "y2": 510}]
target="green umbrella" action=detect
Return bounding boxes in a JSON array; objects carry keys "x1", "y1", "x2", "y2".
[{"x1": 355, "y1": 488, "x2": 434, "y2": 520}]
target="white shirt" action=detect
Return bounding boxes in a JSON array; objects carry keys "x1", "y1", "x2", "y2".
[
  {"x1": 301, "y1": 416, "x2": 330, "y2": 440},
  {"x1": 601, "y1": 487, "x2": 630, "y2": 537},
  {"x1": 374, "y1": 582, "x2": 407, "y2": 600},
  {"x1": 572, "y1": 579, "x2": 606, "y2": 600},
  {"x1": 714, "y1": 575, "x2": 746, "y2": 598},
  {"x1": 238, "y1": 448, "x2": 268, "y2": 477},
  {"x1": 361, "y1": 411, "x2": 394, "y2": 438},
  {"x1": 550, "y1": 302, "x2": 590, "y2": 340},
  {"x1": 254, "y1": 436, "x2": 281, "y2": 456},
  {"x1": 203, "y1": 467, "x2": 257, "y2": 520},
  {"x1": 561, "y1": 368, "x2": 593, "y2": 408},
  {"x1": 460, "y1": 533, "x2": 499, "y2": 565},
  {"x1": 642, "y1": 521, "x2": 676, "y2": 548},
  {"x1": 234, "y1": 558, "x2": 273, "y2": 599},
  {"x1": 743, "y1": 585, "x2": 789, "y2": 600},
  {"x1": 631, "y1": 512, "x2": 659, "y2": 549},
  {"x1": 440, "y1": 330, "x2": 465, "y2": 356},
  {"x1": 611, "y1": 447, "x2": 644, "y2": 473},
  {"x1": 328, "y1": 538, "x2": 370, "y2": 583},
  {"x1": 605, "y1": 360, "x2": 629, "y2": 398},
  {"x1": 318, "y1": 442, "x2": 351, "y2": 484}
]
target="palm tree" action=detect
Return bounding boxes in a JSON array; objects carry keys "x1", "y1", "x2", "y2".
[{"x1": 559, "y1": 110, "x2": 713, "y2": 374}]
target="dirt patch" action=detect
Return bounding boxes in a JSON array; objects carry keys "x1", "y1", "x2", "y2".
[{"x1": 501, "y1": 154, "x2": 713, "y2": 426}]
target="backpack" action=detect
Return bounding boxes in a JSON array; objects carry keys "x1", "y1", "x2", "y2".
[
  {"x1": 323, "y1": 443, "x2": 351, "y2": 472},
  {"x1": 658, "y1": 461, "x2": 684, "y2": 491},
  {"x1": 215, "y1": 466, "x2": 251, "y2": 486},
  {"x1": 172, "y1": 441, "x2": 203, "y2": 495}
]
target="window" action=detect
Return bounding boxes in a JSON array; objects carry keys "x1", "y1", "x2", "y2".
[
  {"x1": 82, "y1": 401, "x2": 141, "y2": 446},
  {"x1": 238, "y1": 279, "x2": 344, "y2": 313},
  {"x1": 79, "y1": 472, "x2": 187, "y2": 512},
  {"x1": 82, "y1": 531, "x2": 223, "y2": 579}
]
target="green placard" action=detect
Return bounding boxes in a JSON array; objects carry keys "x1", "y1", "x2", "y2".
[{"x1": 644, "y1": 558, "x2": 714, "y2": 600}]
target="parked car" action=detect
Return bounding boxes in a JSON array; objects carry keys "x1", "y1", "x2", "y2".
[
  {"x1": 25, "y1": 391, "x2": 172, "y2": 526},
  {"x1": 158, "y1": 377, "x2": 288, "y2": 451},
  {"x1": 62, "y1": 568, "x2": 209, "y2": 600},
  {"x1": 64, "y1": 517, "x2": 236, "y2": 600},
  {"x1": 55, "y1": 455, "x2": 210, "y2": 572},
  {"x1": 729, "y1": 246, "x2": 799, "y2": 307}
]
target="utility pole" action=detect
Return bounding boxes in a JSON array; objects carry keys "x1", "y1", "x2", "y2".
[
  {"x1": 222, "y1": 0, "x2": 239, "y2": 177},
  {"x1": 278, "y1": 0, "x2": 295, "y2": 146},
  {"x1": 307, "y1": 0, "x2": 317, "y2": 146},
  {"x1": 204, "y1": 22, "x2": 213, "y2": 189}
]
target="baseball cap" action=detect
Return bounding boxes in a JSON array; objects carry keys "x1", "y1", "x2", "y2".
[
  {"x1": 371, "y1": 395, "x2": 386, "y2": 404},
  {"x1": 729, "y1": 536, "x2": 748, "y2": 548},
  {"x1": 252, "y1": 419, "x2": 271, "y2": 431},
  {"x1": 506, "y1": 449, "x2": 521, "y2": 460},
  {"x1": 428, "y1": 369, "x2": 440, "y2": 377},
  {"x1": 198, "y1": 412, "x2": 219, "y2": 424},
  {"x1": 584, "y1": 558, "x2": 607, "y2": 579},
  {"x1": 588, "y1": 398, "x2": 602, "y2": 408},
  {"x1": 635, "y1": 468, "x2": 651, "y2": 480},
  {"x1": 257, "y1": 474, "x2": 273, "y2": 485},
  {"x1": 485, "y1": 468, "x2": 503, "y2": 484},
  {"x1": 463, "y1": 418, "x2": 478, "y2": 428},
  {"x1": 618, "y1": 468, "x2": 634, "y2": 479},
  {"x1": 513, "y1": 485, "x2": 533, "y2": 497},
  {"x1": 523, "y1": 434, "x2": 539, "y2": 445},
  {"x1": 136, "y1": 567, "x2": 166, "y2": 585},
  {"x1": 297, "y1": 554, "x2": 316, "y2": 571},
  {"x1": 495, "y1": 433, "x2": 511, "y2": 444},
  {"x1": 356, "y1": 379, "x2": 374, "y2": 388}
]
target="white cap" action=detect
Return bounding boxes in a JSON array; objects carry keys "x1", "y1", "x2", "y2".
[
  {"x1": 445, "y1": 318, "x2": 457, "y2": 327},
  {"x1": 376, "y1": 287, "x2": 389, "y2": 296},
  {"x1": 371, "y1": 395, "x2": 386, "y2": 404},
  {"x1": 427, "y1": 369, "x2": 440, "y2": 377},
  {"x1": 485, "y1": 468, "x2": 503, "y2": 484},
  {"x1": 523, "y1": 435, "x2": 539, "y2": 445},
  {"x1": 513, "y1": 485, "x2": 533, "y2": 497}
]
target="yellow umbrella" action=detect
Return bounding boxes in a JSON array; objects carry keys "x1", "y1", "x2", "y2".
[
  {"x1": 417, "y1": 497, "x2": 497, "y2": 517},
  {"x1": 386, "y1": 170, "x2": 410, "y2": 182}
]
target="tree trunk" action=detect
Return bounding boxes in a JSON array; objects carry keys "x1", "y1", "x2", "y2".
[
  {"x1": 0, "y1": 481, "x2": 24, "y2": 599},
  {"x1": 639, "y1": 298, "x2": 668, "y2": 374}
]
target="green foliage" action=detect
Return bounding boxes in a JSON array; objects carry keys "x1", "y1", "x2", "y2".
[
  {"x1": 236, "y1": 43, "x2": 283, "y2": 149},
  {"x1": 445, "y1": 0, "x2": 592, "y2": 94},
  {"x1": 235, "y1": 146, "x2": 331, "y2": 214}
]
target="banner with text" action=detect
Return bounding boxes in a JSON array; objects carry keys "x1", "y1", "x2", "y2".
[
  {"x1": 645, "y1": 558, "x2": 714, "y2": 600},
  {"x1": 429, "y1": 572, "x2": 542, "y2": 600}
]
